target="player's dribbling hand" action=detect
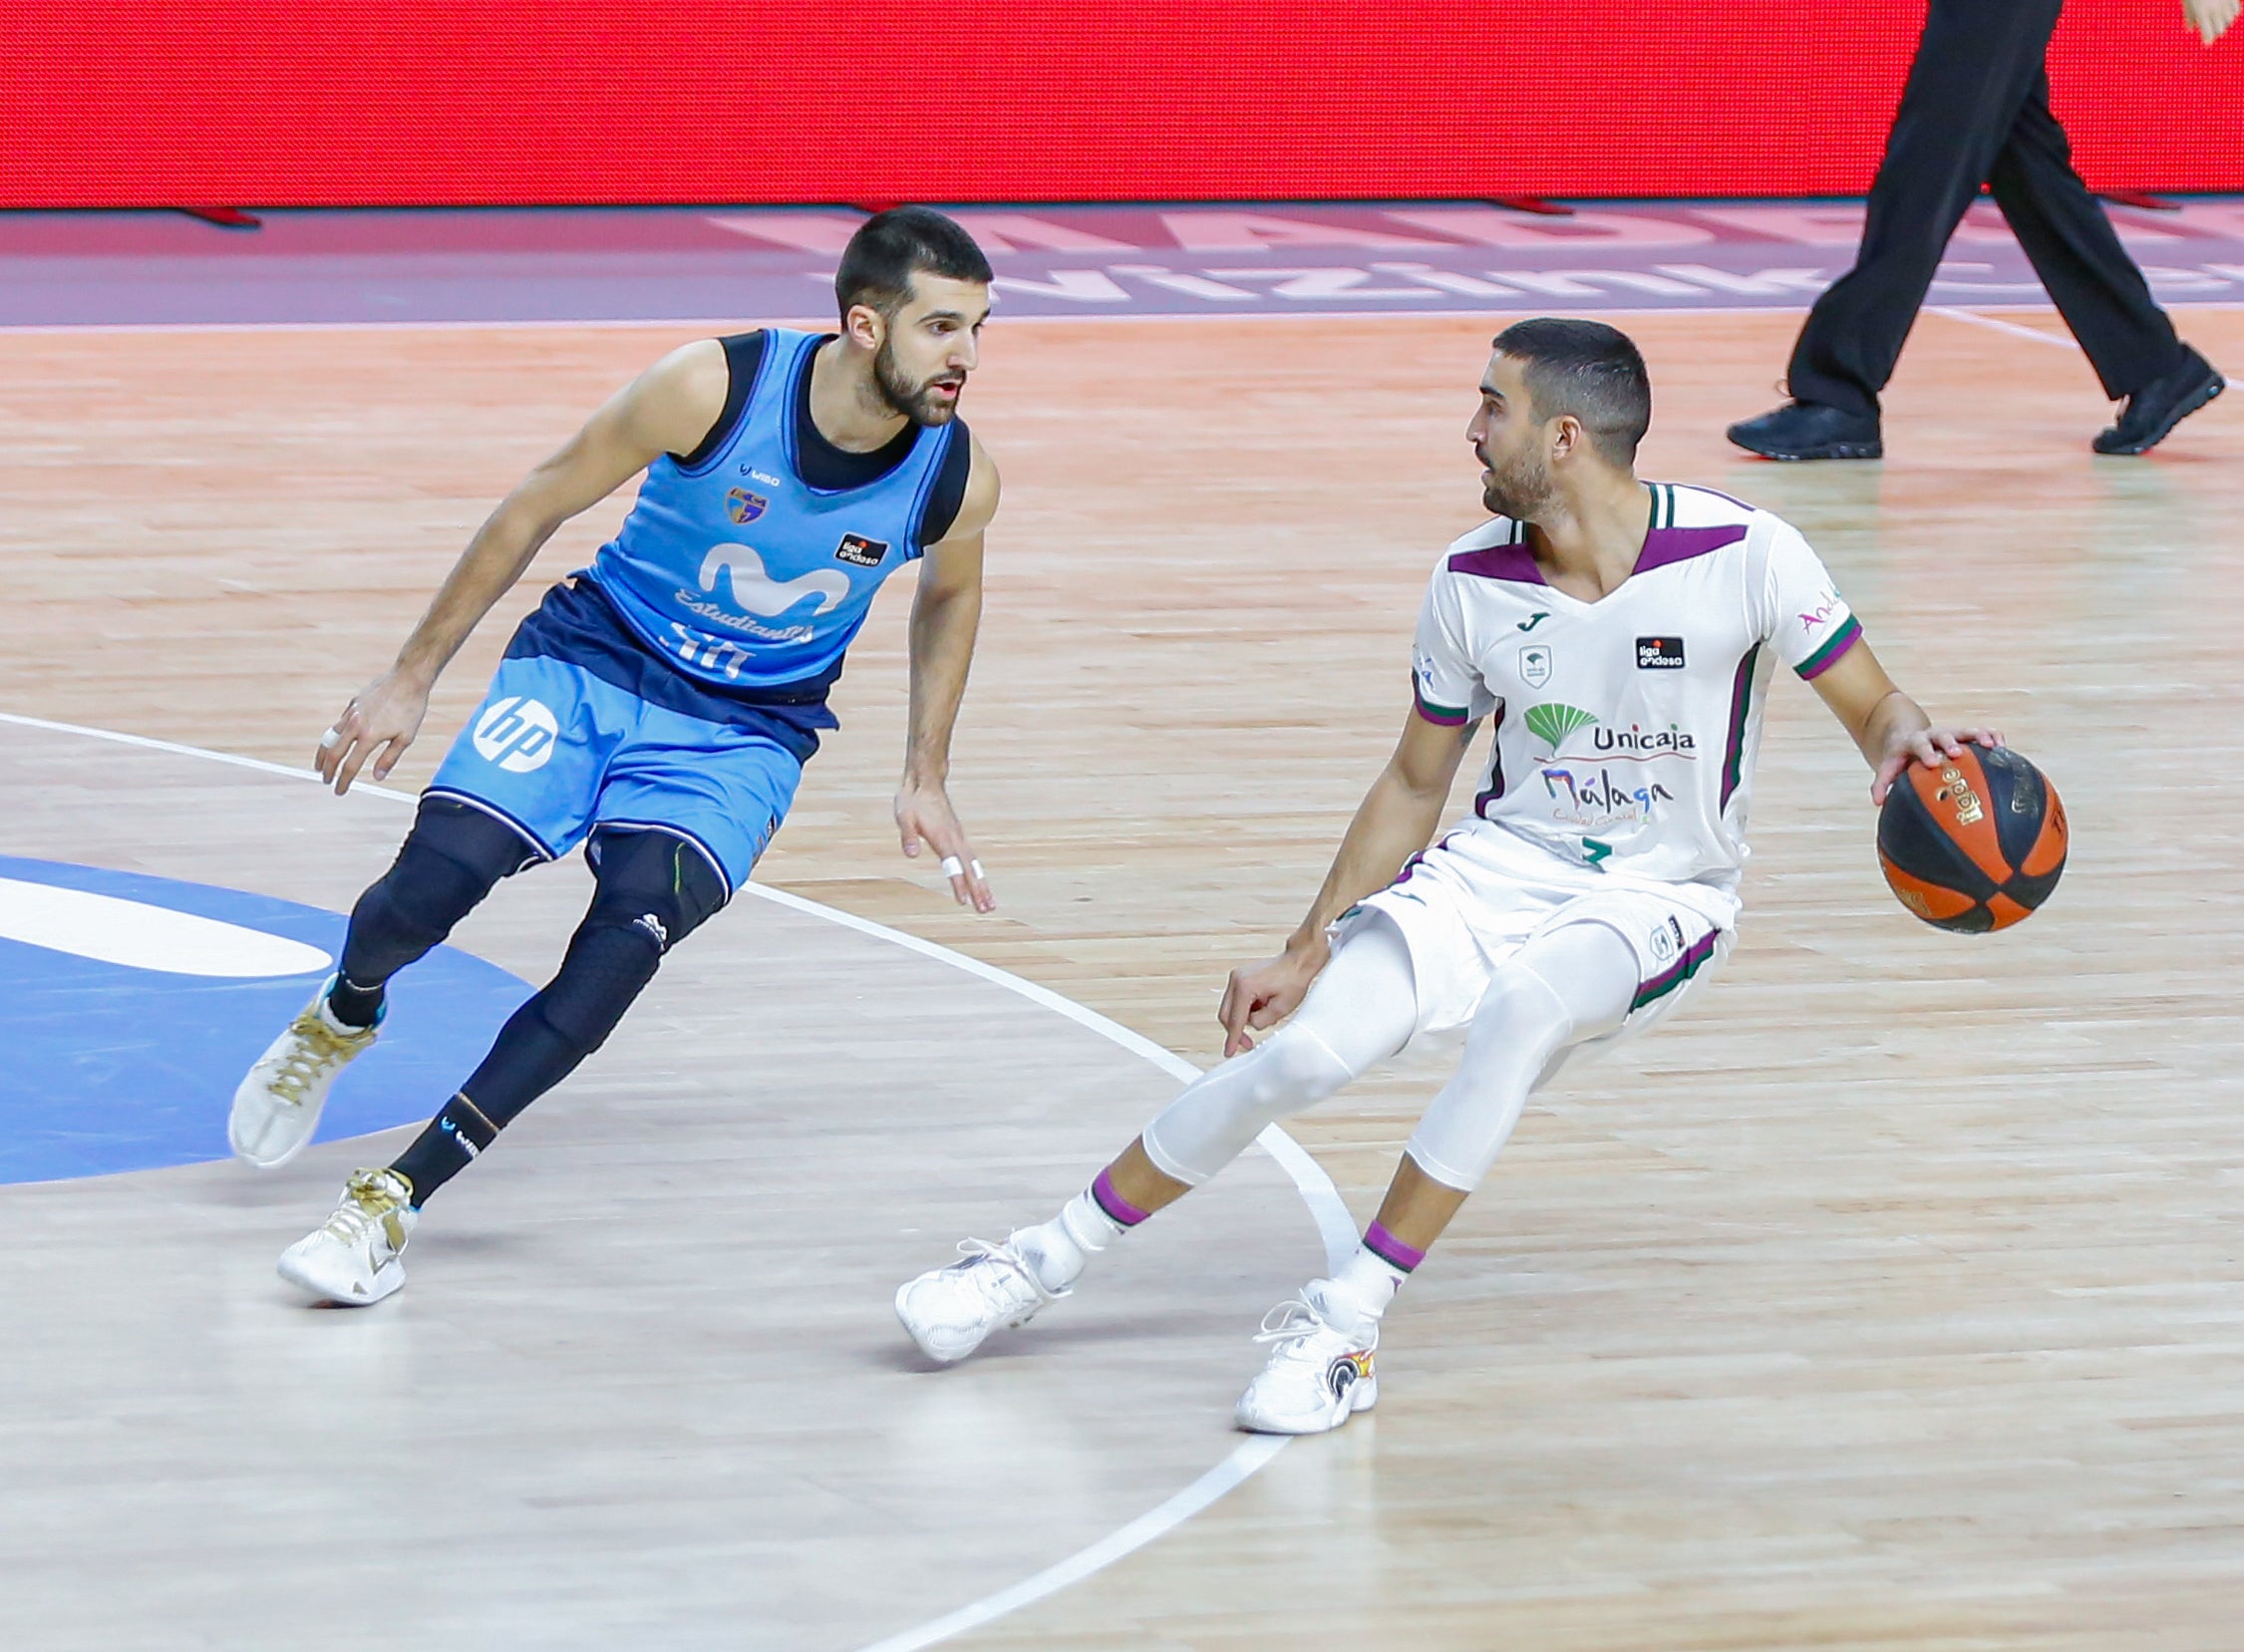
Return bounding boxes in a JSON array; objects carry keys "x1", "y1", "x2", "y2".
[
  {"x1": 317, "y1": 670, "x2": 432, "y2": 796},
  {"x1": 1218, "y1": 936, "x2": 1329, "y2": 1059},
  {"x1": 895, "y1": 779, "x2": 995, "y2": 912},
  {"x1": 1870, "y1": 725, "x2": 2004, "y2": 806}
]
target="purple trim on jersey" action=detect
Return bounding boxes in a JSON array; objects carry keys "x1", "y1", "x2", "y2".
[
  {"x1": 1635, "y1": 523, "x2": 1748, "y2": 575},
  {"x1": 1446, "y1": 542, "x2": 1547, "y2": 584},
  {"x1": 1796, "y1": 615, "x2": 1864, "y2": 681},
  {"x1": 1413, "y1": 678, "x2": 1470, "y2": 727},
  {"x1": 1452, "y1": 523, "x2": 1744, "y2": 585},
  {"x1": 1472, "y1": 704, "x2": 1509, "y2": 816},
  {"x1": 1720, "y1": 643, "x2": 1762, "y2": 811},
  {"x1": 1363, "y1": 1221, "x2": 1425, "y2": 1273},
  {"x1": 1092, "y1": 1168, "x2": 1150, "y2": 1227},
  {"x1": 1631, "y1": 928, "x2": 1720, "y2": 1011}
]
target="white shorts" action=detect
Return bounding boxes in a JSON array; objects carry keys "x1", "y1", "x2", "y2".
[{"x1": 1337, "y1": 820, "x2": 1738, "y2": 1053}]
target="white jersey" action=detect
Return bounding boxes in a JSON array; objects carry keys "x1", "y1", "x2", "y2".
[{"x1": 1409, "y1": 482, "x2": 1860, "y2": 913}]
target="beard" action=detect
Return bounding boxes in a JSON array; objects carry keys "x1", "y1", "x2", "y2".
[
  {"x1": 873, "y1": 337, "x2": 963, "y2": 427},
  {"x1": 1480, "y1": 446, "x2": 1554, "y2": 520}
]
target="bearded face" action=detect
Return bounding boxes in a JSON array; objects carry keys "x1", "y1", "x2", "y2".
[
  {"x1": 873, "y1": 327, "x2": 967, "y2": 427},
  {"x1": 1478, "y1": 429, "x2": 1556, "y2": 521}
]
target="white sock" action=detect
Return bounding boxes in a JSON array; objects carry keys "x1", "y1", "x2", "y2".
[
  {"x1": 1014, "y1": 1189, "x2": 1125, "y2": 1294},
  {"x1": 1318, "y1": 1244, "x2": 1413, "y2": 1330}
]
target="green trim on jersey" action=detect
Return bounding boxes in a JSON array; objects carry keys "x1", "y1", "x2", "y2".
[{"x1": 1795, "y1": 615, "x2": 1864, "y2": 680}]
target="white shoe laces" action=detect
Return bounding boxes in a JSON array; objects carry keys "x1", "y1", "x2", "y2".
[
  {"x1": 1253, "y1": 1298, "x2": 1332, "y2": 1353},
  {"x1": 949, "y1": 1238, "x2": 1058, "y2": 1309}
]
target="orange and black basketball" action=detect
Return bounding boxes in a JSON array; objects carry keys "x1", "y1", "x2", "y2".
[{"x1": 1877, "y1": 744, "x2": 2067, "y2": 933}]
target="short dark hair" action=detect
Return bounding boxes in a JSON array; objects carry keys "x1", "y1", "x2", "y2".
[
  {"x1": 835, "y1": 206, "x2": 993, "y2": 321},
  {"x1": 1491, "y1": 318, "x2": 1652, "y2": 465}
]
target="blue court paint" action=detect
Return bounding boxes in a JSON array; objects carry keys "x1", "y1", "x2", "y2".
[{"x1": 0, "y1": 856, "x2": 529, "y2": 1184}]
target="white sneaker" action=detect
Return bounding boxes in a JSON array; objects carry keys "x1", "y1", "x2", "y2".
[
  {"x1": 894, "y1": 1236, "x2": 1064, "y2": 1362},
  {"x1": 1234, "y1": 1284, "x2": 1379, "y2": 1435},
  {"x1": 277, "y1": 1168, "x2": 419, "y2": 1306},
  {"x1": 229, "y1": 979, "x2": 380, "y2": 1168}
]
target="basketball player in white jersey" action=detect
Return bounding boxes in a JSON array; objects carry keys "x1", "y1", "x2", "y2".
[{"x1": 894, "y1": 318, "x2": 2000, "y2": 1434}]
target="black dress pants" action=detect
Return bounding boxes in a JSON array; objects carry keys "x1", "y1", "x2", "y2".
[{"x1": 1786, "y1": 0, "x2": 2185, "y2": 420}]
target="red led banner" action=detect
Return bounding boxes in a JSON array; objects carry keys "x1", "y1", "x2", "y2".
[{"x1": 2, "y1": 1, "x2": 2238, "y2": 208}]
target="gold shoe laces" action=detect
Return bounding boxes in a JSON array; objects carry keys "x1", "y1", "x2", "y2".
[
  {"x1": 269, "y1": 1009, "x2": 376, "y2": 1107},
  {"x1": 321, "y1": 1169, "x2": 411, "y2": 1252}
]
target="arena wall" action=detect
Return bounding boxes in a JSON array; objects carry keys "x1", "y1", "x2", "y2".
[{"x1": 5, "y1": 0, "x2": 2239, "y2": 208}]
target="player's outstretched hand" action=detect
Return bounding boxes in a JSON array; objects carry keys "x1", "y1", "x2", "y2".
[
  {"x1": 1870, "y1": 724, "x2": 2004, "y2": 806},
  {"x1": 1219, "y1": 937, "x2": 1329, "y2": 1059},
  {"x1": 317, "y1": 670, "x2": 432, "y2": 796},
  {"x1": 895, "y1": 779, "x2": 995, "y2": 912}
]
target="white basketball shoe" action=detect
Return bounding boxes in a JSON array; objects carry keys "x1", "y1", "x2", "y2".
[
  {"x1": 277, "y1": 1167, "x2": 419, "y2": 1306},
  {"x1": 228, "y1": 979, "x2": 380, "y2": 1168},
  {"x1": 894, "y1": 1237, "x2": 1065, "y2": 1362},
  {"x1": 1234, "y1": 1283, "x2": 1379, "y2": 1435}
]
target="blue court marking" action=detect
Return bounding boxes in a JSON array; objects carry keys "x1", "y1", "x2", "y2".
[{"x1": 0, "y1": 855, "x2": 528, "y2": 1184}]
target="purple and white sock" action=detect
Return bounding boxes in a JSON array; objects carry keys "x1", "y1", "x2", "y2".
[
  {"x1": 1017, "y1": 1173, "x2": 1148, "y2": 1295},
  {"x1": 1324, "y1": 1221, "x2": 1421, "y2": 1325}
]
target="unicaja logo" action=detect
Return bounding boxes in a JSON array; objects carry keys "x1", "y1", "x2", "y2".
[{"x1": 471, "y1": 697, "x2": 559, "y2": 772}]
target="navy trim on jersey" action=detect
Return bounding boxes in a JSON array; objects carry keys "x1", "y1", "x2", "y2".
[
  {"x1": 507, "y1": 576, "x2": 838, "y2": 762},
  {"x1": 773, "y1": 332, "x2": 960, "y2": 557},
  {"x1": 919, "y1": 421, "x2": 975, "y2": 549},
  {"x1": 785, "y1": 335, "x2": 917, "y2": 495},
  {"x1": 675, "y1": 331, "x2": 770, "y2": 475}
]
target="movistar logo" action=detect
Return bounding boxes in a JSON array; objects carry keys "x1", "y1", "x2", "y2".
[
  {"x1": 699, "y1": 543, "x2": 850, "y2": 619},
  {"x1": 1517, "y1": 611, "x2": 1549, "y2": 633}
]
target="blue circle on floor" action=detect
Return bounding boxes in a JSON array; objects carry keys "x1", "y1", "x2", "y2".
[{"x1": 0, "y1": 855, "x2": 529, "y2": 1184}]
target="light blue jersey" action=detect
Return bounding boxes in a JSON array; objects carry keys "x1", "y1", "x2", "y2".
[{"x1": 589, "y1": 328, "x2": 959, "y2": 691}]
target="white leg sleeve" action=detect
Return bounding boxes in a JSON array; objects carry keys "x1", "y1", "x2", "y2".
[
  {"x1": 1140, "y1": 914, "x2": 1420, "y2": 1185},
  {"x1": 1404, "y1": 919, "x2": 1639, "y2": 1193}
]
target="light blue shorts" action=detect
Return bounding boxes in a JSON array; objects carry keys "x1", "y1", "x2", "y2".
[{"x1": 428, "y1": 654, "x2": 803, "y2": 896}]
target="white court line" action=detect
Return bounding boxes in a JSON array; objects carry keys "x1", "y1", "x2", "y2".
[
  {"x1": 0, "y1": 706, "x2": 1354, "y2": 1650},
  {"x1": 853, "y1": 1434, "x2": 1290, "y2": 1652},
  {"x1": 1927, "y1": 305, "x2": 2083, "y2": 351}
]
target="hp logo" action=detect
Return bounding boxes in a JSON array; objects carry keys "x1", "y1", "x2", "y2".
[{"x1": 471, "y1": 697, "x2": 559, "y2": 773}]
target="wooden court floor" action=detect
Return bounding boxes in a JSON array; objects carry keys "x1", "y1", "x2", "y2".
[{"x1": 3, "y1": 308, "x2": 2242, "y2": 1649}]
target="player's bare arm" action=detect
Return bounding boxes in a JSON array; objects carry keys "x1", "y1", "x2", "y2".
[
  {"x1": 1220, "y1": 703, "x2": 1480, "y2": 1057},
  {"x1": 895, "y1": 433, "x2": 1000, "y2": 913},
  {"x1": 1806, "y1": 640, "x2": 2003, "y2": 806},
  {"x1": 316, "y1": 340, "x2": 729, "y2": 794}
]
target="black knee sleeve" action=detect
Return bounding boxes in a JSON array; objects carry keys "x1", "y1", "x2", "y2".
[
  {"x1": 538, "y1": 829, "x2": 727, "y2": 1050},
  {"x1": 339, "y1": 798, "x2": 540, "y2": 989},
  {"x1": 457, "y1": 828, "x2": 727, "y2": 1128}
]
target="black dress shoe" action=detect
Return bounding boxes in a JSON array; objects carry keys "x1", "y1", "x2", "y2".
[
  {"x1": 2093, "y1": 346, "x2": 2224, "y2": 455},
  {"x1": 1726, "y1": 401, "x2": 1883, "y2": 461}
]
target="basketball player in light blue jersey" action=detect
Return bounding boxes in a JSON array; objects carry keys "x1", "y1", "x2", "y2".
[{"x1": 228, "y1": 208, "x2": 1001, "y2": 1305}]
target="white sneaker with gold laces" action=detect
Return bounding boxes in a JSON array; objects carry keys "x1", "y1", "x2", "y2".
[
  {"x1": 277, "y1": 1168, "x2": 419, "y2": 1306},
  {"x1": 228, "y1": 979, "x2": 380, "y2": 1168},
  {"x1": 1233, "y1": 1284, "x2": 1379, "y2": 1435}
]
